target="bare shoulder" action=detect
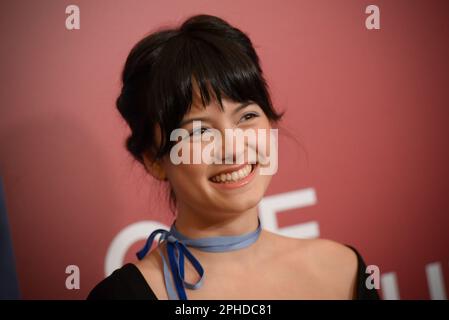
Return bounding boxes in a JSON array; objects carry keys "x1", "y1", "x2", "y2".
[
  {"x1": 264, "y1": 231, "x2": 357, "y2": 269},
  {"x1": 265, "y1": 232, "x2": 358, "y2": 298},
  {"x1": 296, "y1": 238, "x2": 358, "y2": 298},
  {"x1": 133, "y1": 243, "x2": 169, "y2": 300},
  {"x1": 299, "y1": 238, "x2": 358, "y2": 271}
]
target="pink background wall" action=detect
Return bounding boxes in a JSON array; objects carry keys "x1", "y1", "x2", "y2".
[{"x1": 0, "y1": 0, "x2": 448, "y2": 299}]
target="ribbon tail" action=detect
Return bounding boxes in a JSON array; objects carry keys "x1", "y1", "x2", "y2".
[
  {"x1": 158, "y1": 245, "x2": 179, "y2": 300},
  {"x1": 167, "y1": 242, "x2": 188, "y2": 300},
  {"x1": 177, "y1": 244, "x2": 205, "y2": 290}
]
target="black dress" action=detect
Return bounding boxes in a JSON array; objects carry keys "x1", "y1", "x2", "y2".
[{"x1": 87, "y1": 245, "x2": 380, "y2": 300}]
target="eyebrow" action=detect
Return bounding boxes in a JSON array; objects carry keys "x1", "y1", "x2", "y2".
[{"x1": 179, "y1": 101, "x2": 253, "y2": 127}]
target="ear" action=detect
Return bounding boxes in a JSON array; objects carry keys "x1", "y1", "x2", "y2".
[{"x1": 142, "y1": 151, "x2": 167, "y2": 181}]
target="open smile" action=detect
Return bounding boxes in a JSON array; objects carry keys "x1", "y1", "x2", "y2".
[{"x1": 208, "y1": 163, "x2": 258, "y2": 189}]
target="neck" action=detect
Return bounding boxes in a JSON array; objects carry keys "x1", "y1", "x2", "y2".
[
  {"x1": 174, "y1": 205, "x2": 260, "y2": 238},
  {"x1": 172, "y1": 204, "x2": 266, "y2": 264}
]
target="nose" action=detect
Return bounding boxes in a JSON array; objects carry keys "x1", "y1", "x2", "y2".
[{"x1": 217, "y1": 128, "x2": 247, "y2": 165}]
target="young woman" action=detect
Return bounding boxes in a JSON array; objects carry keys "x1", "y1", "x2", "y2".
[{"x1": 88, "y1": 14, "x2": 379, "y2": 300}]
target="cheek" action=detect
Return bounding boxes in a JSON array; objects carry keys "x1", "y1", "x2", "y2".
[
  {"x1": 252, "y1": 121, "x2": 275, "y2": 162},
  {"x1": 257, "y1": 170, "x2": 273, "y2": 192},
  {"x1": 165, "y1": 163, "x2": 208, "y2": 192}
]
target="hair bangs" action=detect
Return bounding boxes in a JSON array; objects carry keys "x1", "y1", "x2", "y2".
[{"x1": 152, "y1": 32, "x2": 273, "y2": 159}]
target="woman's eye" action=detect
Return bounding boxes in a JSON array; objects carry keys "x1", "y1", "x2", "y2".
[
  {"x1": 190, "y1": 127, "x2": 209, "y2": 136},
  {"x1": 240, "y1": 112, "x2": 259, "y2": 123}
]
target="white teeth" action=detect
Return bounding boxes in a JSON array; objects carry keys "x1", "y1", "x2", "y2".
[{"x1": 211, "y1": 164, "x2": 253, "y2": 183}]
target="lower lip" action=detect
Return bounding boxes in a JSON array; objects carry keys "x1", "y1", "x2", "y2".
[{"x1": 209, "y1": 164, "x2": 258, "y2": 190}]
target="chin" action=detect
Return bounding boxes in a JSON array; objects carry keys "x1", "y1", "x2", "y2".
[{"x1": 215, "y1": 192, "x2": 263, "y2": 213}]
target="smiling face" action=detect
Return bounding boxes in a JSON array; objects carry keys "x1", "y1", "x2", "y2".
[{"x1": 155, "y1": 90, "x2": 276, "y2": 220}]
